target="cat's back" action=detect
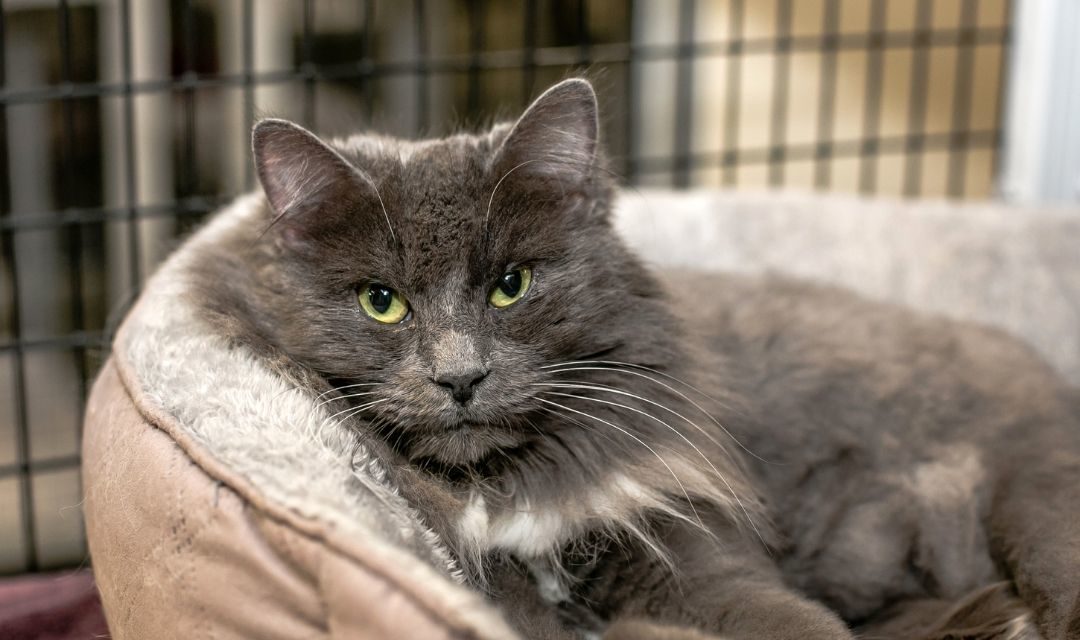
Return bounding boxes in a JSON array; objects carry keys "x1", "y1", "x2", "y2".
[
  {"x1": 656, "y1": 268, "x2": 1080, "y2": 618},
  {"x1": 658, "y1": 268, "x2": 1069, "y2": 431}
]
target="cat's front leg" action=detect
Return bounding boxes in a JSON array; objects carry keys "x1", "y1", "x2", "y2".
[
  {"x1": 598, "y1": 576, "x2": 851, "y2": 640},
  {"x1": 990, "y1": 446, "x2": 1080, "y2": 639},
  {"x1": 580, "y1": 519, "x2": 853, "y2": 640}
]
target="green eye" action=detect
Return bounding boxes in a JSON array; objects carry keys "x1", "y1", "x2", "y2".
[
  {"x1": 359, "y1": 283, "x2": 410, "y2": 324},
  {"x1": 489, "y1": 266, "x2": 532, "y2": 309}
]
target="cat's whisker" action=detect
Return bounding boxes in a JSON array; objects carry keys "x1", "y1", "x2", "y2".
[
  {"x1": 538, "y1": 401, "x2": 713, "y2": 475},
  {"x1": 314, "y1": 390, "x2": 381, "y2": 411},
  {"x1": 301, "y1": 383, "x2": 384, "y2": 423},
  {"x1": 533, "y1": 379, "x2": 770, "y2": 523},
  {"x1": 355, "y1": 170, "x2": 396, "y2": 243},
  {"x1": 545, "y1": 364, "x2": 743, "y2": 434},
  {"x1": 377, "y1": 418, "x2": 410, "y2": 455},
  {"x1": 536, "y1": 407, "x2": 645, "y2": 466},
  {"x1": 539, "y1": 390, "x2": 766, "y2": 548},
  {"x1": 535, "y1": 396, "x2": 704, "y2": 529},
  {"x1": 535, "y1": 380, "x2": 739, "y2": 477},
  {"x1": 533, "y1": 380, "x2": 733, "y2": 460},
  {"x1": 521, "y1": 416, "x2": 545, "y2": 440},
  {"x1": 327, "y1": 402, "x2": 388, "y2": 437},
  {"x1": 323, "y1": 398, "x2": 389, "y2": 426},
  {"x1": 367, "y1": 416, "x2": 401, "y2": 458},
  {"x1": 542, "y1": 362, "x2": 772, "y2": 465},
  {"x1": 544, "y1": 362, "x2": 731, "y2": 412},
  {"x1": 313, "y1": 382, "x2": 383, "y2": 403},
  {"x1": 538, "y1": 403, "x2": 625, "y2": 445},
  {"x1": 484, "y1": 158, "x2": 547, "y2": 226},
  {"x1": 543, "y1": 360, "x2": 732, "y2": 410},
  {"x1": 535, "y1": 405, "x2": 704, "y2": 567},
  {"x1": 544, "y1": 360, "x2": 746, "y2": 432}
]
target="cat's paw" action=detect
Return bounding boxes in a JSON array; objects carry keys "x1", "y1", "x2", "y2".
[{"x1": 602, "y1": 619, "x2": 725, "y2": 640}]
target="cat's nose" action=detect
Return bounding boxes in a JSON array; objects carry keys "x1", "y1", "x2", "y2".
[{"x1": 434, "y1": 369, "x2": 488, "y2": 405}]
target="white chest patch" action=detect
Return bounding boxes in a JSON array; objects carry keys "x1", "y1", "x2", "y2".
[
  {"x1": 456, "y1": 492, "x2": 569, "y2": 558},
  {"x1": 457, "y1": 493, "x2": 491, "y2": 547},
  {"x1": 455, "y1": 473, "x2": 668, "y2": 560},
  {"x1": 489, "y1": 507, "x2": 568, "y2": 557}
]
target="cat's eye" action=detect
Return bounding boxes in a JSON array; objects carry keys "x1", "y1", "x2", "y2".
[
  {"x1": 489, "y1": 266, "x2": 532, "y2": 309},
  {"x1": 359, "y1": 283, "x2": 410, "y2": 324}
]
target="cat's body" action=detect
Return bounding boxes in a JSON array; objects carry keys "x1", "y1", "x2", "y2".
[
  {"x1": 674, "y1": 272, "x2": 1075, "y2": 619},
  {"x1": 186, "y1": 79, "x2": 1080, "y2": 639},
  {"x1": 574, "y1": 272, "x2": 1080, "y2": 639}
]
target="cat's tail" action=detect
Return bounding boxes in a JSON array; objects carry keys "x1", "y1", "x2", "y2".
[{"x1": 855, "y1": 583, "x2": 1042, "y2": 640}]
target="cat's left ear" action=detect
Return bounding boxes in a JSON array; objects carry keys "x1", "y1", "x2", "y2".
[{"x1": 491, "y1": 78, "x2": 599, "y2": 187}]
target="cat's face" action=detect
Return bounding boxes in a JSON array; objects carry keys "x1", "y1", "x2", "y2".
[{"x1": 252, "y1": 80, "x2": 676, "y2": 465}]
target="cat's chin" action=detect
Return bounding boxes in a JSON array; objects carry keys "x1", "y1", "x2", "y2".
[{"x1": 404, "y1": 424, "x2": 524, "y2": 466}]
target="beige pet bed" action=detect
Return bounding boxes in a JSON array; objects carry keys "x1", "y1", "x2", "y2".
[{"x1": 83, "y1": 189, "x2": 1080, "y2": 638}]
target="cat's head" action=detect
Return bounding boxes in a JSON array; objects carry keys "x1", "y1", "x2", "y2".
[{"x1": 251, "y1": 79, "x2": 681, "y2": 466}]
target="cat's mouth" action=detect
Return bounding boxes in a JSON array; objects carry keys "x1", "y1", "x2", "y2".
[{"x1": 400, "y1": 419, "x2": 527, "y2": 465}]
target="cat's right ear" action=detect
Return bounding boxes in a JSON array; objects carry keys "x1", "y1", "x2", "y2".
[
  {"x1": 491, "y1": 78, "x2": 599, "y2": 188},
  {"x1": 252, "y1": 119, "x2": 376, "y2": 250}
]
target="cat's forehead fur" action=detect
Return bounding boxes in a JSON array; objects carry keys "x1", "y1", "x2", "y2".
[
  {"x1": 294, "y1": 126, "x2": 606, "y2": 306},
  {"x1": 329, "y1": 130, "x2": 506, "y2": 281}
]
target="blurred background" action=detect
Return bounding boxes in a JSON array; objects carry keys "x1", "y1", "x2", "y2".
[{"x1": 0, "y1": 0, "x2": 1077, "y2": 576}]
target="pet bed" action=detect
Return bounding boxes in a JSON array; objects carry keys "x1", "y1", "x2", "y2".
[{"x1": 83, "y1": 189, "x2": 1080, "y2": 638}]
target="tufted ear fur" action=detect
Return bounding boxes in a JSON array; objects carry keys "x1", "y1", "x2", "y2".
[
  {"x1": 491, "y1": 78, "x2": 599, "y2": 187},
  {"x1": 252, "y1": 118, "x2": 385, "y2": 250}
]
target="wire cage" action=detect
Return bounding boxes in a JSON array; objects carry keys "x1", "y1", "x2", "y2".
[{"x1": 0, "y1": 0, "x2": 1011, "y2": 575}]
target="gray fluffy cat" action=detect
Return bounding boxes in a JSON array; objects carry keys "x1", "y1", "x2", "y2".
[{"x1": 189, "y1": 79, "x2": 1080, "y2": 639}]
